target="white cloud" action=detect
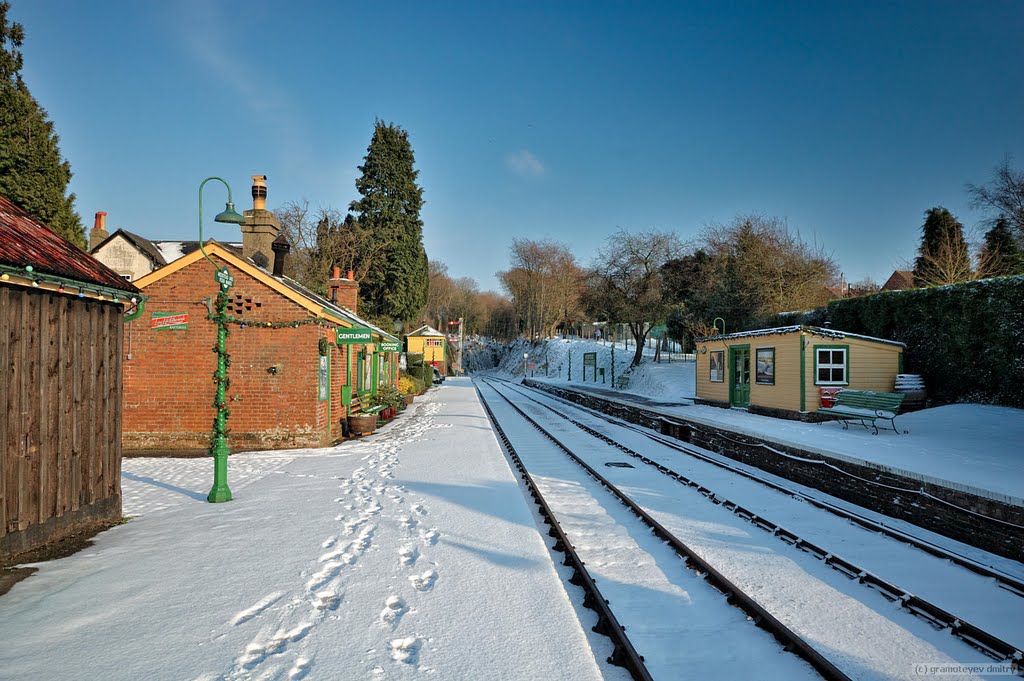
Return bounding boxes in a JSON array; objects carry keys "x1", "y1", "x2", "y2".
[{"x1": 506, "y1": 149, "x2": 546, "y2": 178}]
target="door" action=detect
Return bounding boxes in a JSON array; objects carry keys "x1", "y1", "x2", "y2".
[{"x1": 729, "y1": 345, "x2": 750, "y2": 407}]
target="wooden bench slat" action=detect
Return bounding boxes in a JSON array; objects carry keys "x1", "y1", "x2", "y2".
[{"x1": 817, "y1": 389, "x2": 906, "y2": 435}]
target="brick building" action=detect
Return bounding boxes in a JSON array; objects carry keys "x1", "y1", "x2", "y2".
[{"x1": 122, "y1": 177, "x2": 398, "y2": 452}]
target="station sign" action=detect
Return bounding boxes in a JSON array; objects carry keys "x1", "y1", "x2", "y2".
[
  {"x1": 336, "y1": 327, "x2": 373, "y2": 344},
  {"x1": 380, "y1": 341, "x2": 401, "y2": 353}
]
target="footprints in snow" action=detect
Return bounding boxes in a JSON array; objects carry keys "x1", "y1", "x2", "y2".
[
  {"x1": 222, "y1": 401, "x2": 443, "y2": 678},
  {"x1": 408, "y1": 569, "x2": 438, "y2": 592},
  {"x1": 379, "y1": 595, "x2": 408, "y2": 627},
  {"x1": 390, "y1": 636, "x2": 422, "y2": 664},
  {"x1": 231, "y1": 591, "x2": 285, "y2": 626}
]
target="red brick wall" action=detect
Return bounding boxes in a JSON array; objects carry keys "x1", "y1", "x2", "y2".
[{"x1": 124, "y1": 256, "x2": 353, "y2": 451}]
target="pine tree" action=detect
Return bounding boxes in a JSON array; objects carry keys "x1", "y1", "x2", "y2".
[
  {"x1": 912, "y1": 207, "x2": 972, "y2": 287},
  {"x1": 978, "y1": 216, "x2": 1023, "y2": 277},
  {"x1": 0, "y1": 2, "x2": 84, "y2": 247},
  {"x1": 349, "y1": 121, "x2": 429, "y2": 322}
]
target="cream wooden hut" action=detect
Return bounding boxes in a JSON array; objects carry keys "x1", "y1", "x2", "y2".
[{"x1": 694, "y1": 325, "x2": 905, "y2": 419}]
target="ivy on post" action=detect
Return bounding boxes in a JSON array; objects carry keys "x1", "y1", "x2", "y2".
[{"x1": 208, "y1": 284, "x2": 233, "y2": 502}]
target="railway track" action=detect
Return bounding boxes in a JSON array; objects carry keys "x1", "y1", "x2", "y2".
[
  {"x1": 499, "y1": 376, "x2": 1024, "y2": 593},
  {"x1": 477, "y1": 377, "x2": 1024, "y2": 680}
]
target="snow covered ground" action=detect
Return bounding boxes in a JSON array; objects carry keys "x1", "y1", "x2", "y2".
[
  {"x1": 2, "y1": 335, "x2": 1021, "y2": 681},
  {"x1": 0, "y1": 387, "x2": 621, "y2": 681}
]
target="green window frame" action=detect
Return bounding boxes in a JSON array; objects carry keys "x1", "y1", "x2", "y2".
[{"x1": 814, "y1": 344, "x2": 849, "y2": 385}]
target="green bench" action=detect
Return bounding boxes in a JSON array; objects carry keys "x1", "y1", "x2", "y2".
[
  {"x1": 818, "y1": 389, "x2": 907, "y2": 435},
  {"x1": 361, "y1": 404, "x2": 386, "y2": 416}
]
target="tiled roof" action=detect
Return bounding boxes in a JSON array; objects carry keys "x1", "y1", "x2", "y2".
[
  {"x1": 153, "y1": 240, "x2": 242, "y2": 264},
  {"x1": 882, "y1": 270, "x2": 915, "y2": 291},
  {"x1": 408, "y1": 324, "x2": 444, "y2": 337},
  {"x1": 0, "y1": 195, "x2": 140, "y2": 293}
]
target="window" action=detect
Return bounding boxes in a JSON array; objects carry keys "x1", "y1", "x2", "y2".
[
  {"x1": 709, "y1": 350, "x2": 724, "y2": 382},
  {"x1": 815, "y1": 347, "x2": 848, "y2": 385},
  {"x1": 755, "y1": 347, "x2": 775, "y2": 385},
  {"x1": 121, "y1": 274, "x2": 133, "y2": 281}
]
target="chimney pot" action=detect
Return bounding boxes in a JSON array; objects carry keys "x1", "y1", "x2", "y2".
[
  {"x1": 332, "y1": 266, "x2": 341, "y2": 279},
  {"x1": 346, "y1": 270, "x2": 354, "y2": 280},
  {"x1": 89, "y1": 211, "x2": 109, "y2": 250},
  {"x1": 251, "y1": 175, "x2": 268, "y2": 210}
]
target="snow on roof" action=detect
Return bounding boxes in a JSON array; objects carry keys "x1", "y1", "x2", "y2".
[
  {"x1": 408, "y1": 324, "x2": 445, "y2": 337},
  {"x1": 153, "y1": 240, "x2": 242, "y2": 264},
  {"x1": 695, "y1": 325, "x2": 905, "y2": 347}
]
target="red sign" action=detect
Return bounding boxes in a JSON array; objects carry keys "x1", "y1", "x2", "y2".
[{"x1": 151, "y1": 313, "x2": 189, "y2": 330}]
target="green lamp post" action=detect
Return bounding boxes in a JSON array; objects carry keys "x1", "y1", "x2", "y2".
[{"x1": 198, "y1": 177, "x2": 246, "y2": 503}]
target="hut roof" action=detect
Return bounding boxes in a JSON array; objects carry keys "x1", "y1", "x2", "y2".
[{"x1": 0, "y1": 195, "x2": 140, "y2": 293}]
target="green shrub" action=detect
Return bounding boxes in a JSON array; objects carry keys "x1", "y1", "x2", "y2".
[{"x1": 771, "y1": 276, "x2": 1024, "y2": 407}]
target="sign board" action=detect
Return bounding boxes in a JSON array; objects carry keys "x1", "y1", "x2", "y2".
[
  {"x1": 151, "y1": 312, "x2": 189, "y2": 330},
  {"x1": 318, "y1": 355, "x2": 329, "y2": 401},
  {"x1": 336, "y1": 327, "x2": 373, "y2": 345},
  {"x1": 380, "y1": 341, "x2": 401, "y2": 353},
  {"x1": 214, "y1": 266, "x2": 234, "y2": 291},
  {"x1": 582, "y1": 351, "x2": 597, "y2": 382}
]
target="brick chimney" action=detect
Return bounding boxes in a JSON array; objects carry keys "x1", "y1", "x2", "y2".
[
  {"x1": 241, "y1": 175, "x2": 280, "y2": 269},
  {"x1": 89, "y1": 211, "x2": 108, "y2": 250},
  {"x1": 328, "y1": 266, "x2": 359, "y2": 313}
]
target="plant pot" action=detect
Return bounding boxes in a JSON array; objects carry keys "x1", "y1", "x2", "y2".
[
  {"x1": 404, "y1": 394, "x2": 415, "y2": 405},
  {"x1": 348, "y1": 413, "x2": 377, "y2": 436}
]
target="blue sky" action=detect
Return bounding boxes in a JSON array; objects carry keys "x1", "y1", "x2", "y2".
[{"x1": 14, "y1": 1, "x2": 1024, "y2": 292}]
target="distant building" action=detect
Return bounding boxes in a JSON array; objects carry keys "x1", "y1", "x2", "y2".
[
  {"x1": 881, "y1": 270, "x2": 915, "y2": 291},
  {"x1": 694, "y1": 325, "x2": 904, "y2": 421},
  {"x1": 1, "y1": 195, "x2": 140, "y2": 559},
  {"x1": 407, "y1": 325, "x2": 448, "y2": 374}
]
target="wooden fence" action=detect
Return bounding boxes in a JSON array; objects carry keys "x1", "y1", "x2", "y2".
[{"x1": 1, "y1": 286, "x2": 124, "y2": 559}]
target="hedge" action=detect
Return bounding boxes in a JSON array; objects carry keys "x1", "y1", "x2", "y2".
[{"x1": 775, "y1": 275, "x2": 1024, "y2": 407}]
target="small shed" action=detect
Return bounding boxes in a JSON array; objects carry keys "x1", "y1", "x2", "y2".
[
  {"x1": 1, "y1": 195, "x2": 140, "y2": 559},
  {"x1": 694, "y1": 325, "x2": 905, "y2": 420},
  {"x1": 406, "y1": 325, "x2": 447, "y2": 374}
]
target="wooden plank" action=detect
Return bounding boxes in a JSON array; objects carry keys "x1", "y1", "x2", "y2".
[
  {"x1": 70, "y1": 300, "x2": 82, "y2": 513},
  {"x1": 111, "y1": 315, "x2": 124, "y2": 499},
  {"x1": 56, "y1": 295, "x2": 70, "y2": 517},
  {"x1": 36, "y1": 294, "x2": 48, "y2": 524},
  {"x1": 18, "y1": 289, "x2": 38, "y2": 531},
  {"x1": 0, "y1": 287, "x2": 9, "y2": 538}
]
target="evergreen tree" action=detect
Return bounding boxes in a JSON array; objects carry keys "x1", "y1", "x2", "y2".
[
  {"x1": 349, "y1": 121, "x2": 428, "y2": 322},
  {"x1": 0, "y1": 2, "x2": 84, "y2": 247},
  {"x1": 978, "y1": 216, "x2": 1023, "y2": 277},
  {"x1": 912, "y1": 207, "x2": 971, "y2": 287}
]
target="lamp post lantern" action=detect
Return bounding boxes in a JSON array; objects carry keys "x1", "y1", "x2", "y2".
[{"x1": 198, "y1": 177, "x2": 246, "y2": 503}]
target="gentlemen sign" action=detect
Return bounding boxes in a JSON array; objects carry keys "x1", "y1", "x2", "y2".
[{"x1": 336, "y1": 327, "x2": 373, "y2": 344}]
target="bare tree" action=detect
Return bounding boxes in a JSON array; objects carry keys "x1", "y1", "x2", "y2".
[
  {"x1": 276, "y1": 199, "x2": 393, "y2": 295},
  {"x1": 585, "y1": 229, "x2": 684, "y2": 367},
  {"x1": 966, "y1": 157, "x2": 1024, "y2": 240},
  {"x1": 498, "y1": 239, "x2": 582, "y2": 340}
]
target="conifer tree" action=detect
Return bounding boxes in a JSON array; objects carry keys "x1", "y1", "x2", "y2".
[
  {"x1": 978, "y1": 216, "x2": 1023, "y2": 277},
  {"x1": 349, "y1": 121, "x2": 429, "y2": 322},
  {"x1": 912, "y1": 207, "x2": 972, "y2": 287},
  {"x1": 0, "y1": 2, "x2": 84, "y2": 246}
]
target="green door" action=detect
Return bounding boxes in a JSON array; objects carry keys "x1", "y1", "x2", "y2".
[{"x1": 729, "y1": 345, "x2": 751, "y2": 407}]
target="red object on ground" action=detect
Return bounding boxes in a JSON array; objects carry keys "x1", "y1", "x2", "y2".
[{"x1": 819, "y1": 387, "x2": 841, "y2": 408}]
